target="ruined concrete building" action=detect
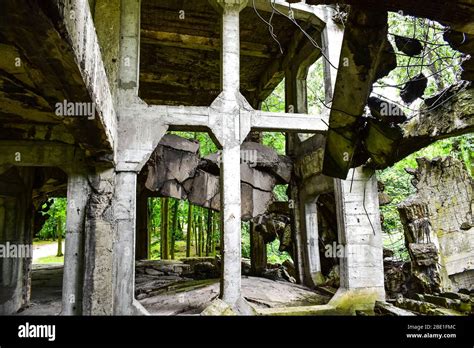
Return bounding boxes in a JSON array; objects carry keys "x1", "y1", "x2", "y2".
[{"x1": 0, "y1": 0, "x2": 473, "y2": 316}]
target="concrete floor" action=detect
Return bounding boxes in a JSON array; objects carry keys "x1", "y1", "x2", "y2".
[{"x1": 15, "y1": 265, "x2": 330, "y2": 316}]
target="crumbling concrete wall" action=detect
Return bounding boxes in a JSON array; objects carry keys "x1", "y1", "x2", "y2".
[{"x1": 398, "y1": 157, "x2": 474, "y2": 291}]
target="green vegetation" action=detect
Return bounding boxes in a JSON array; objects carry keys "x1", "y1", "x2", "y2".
[
  {"x1": 148, "y1": 197, "x2": 220, "y2": 260},
  {"x1": 36, "y1": 255, "x2": 64, "y2": 264},
  {"x1": 37, "y1": 198, "x2": 66, "y2": 258}
]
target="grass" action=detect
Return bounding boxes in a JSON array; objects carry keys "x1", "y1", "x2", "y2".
[
  {"x1": 32, "y1": 239, "x2": 57, "y2": 246},
  {"x1": 36, "y1": 255, "x2": 64, "y2": 264}
]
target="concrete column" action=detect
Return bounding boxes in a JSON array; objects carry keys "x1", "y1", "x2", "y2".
[
  {"x1": 206, "y1": 0, "x2": 252, "y2": 314},
  {"x1": 113, "y1": 171, "x2": 138, "y2": 315},
  {"x1": 321, "y1": 6, "x2": 344, "y2": 103},
  {"x1": 62, "y1": 173, "x2": 90, "y2": 315},
  {"x1": 221, "y1": 4, "x2": 241, "y2": 97},
  {"x1": 285, "y1": 67, "x2": 307, "y2": 285},
  {"x1": 330, "y1": 167, "x2": 385, "y2": 312},
  {"x1": 0, "y1": 167, "x2": 34, "y2": 315},
  {"x1": 220, "y1": 144, "x2": 242, "y2": 305},
  {"x1": 304, "y1": 201, "x2": 324, "y2": 286},
  {"x1": 82, "y1": 169, "x2": 115, "y2": 315},
  {"x1": 119, "y1": 0, "x2": 141, "y2": 95}
]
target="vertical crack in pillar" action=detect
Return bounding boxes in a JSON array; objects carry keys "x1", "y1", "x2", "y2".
[{"x1": 62, "y1": 172, "x2": 90, "y2": 315}]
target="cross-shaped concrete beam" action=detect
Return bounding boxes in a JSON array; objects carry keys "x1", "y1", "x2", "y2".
[{"x1": 114, "y1": 0, "x2": 328, "y2": 315}]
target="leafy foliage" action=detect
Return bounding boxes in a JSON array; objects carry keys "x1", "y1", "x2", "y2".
[{"x1": 37, "y1": 198, "x2": 66, "y2": 240}]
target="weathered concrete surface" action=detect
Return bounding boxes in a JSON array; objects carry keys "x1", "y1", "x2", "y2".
[
  {"x1": 399, "y1": 157, "x2": 474, "y2": 291},
  {"x1": 82, "y1": 169, "x2": 115, "y2": 315},
  {"x1": 113, "y1": 171, "x2": 138, "y2": 315},
  {"x1": 331, "y1": 167, "x2": 385, "y2": 312},
  {"x1": 0, "y1": 167, "x2": 34, "y2": 315},
  {"x1": 322, "y1": 7, "x2": 392, "y2": 179},
  {"x1": 62, "y1": 173, "x2": 90, "y2": 315},
  {"x1": 139, "y1": 0, "x2": 324, "y2": 106},
  {"x1": 0, "y1": 0, "x2": 116, "y2": 162}
]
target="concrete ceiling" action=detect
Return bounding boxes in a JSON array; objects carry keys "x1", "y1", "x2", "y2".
[
  {"x1": 139, "y1": 0, "x2": 323, "y2": 106},
  {"x1": 0, "y1": 0, "x2": 114, "y2": 161}
]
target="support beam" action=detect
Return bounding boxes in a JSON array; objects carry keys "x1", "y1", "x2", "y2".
[
  {"x1": 119, "y1": 0, "x2": 141, "y2": 95},
  {"x1": 112, "y1": 0, "x2": 149, "y2": 316},
  {"x1": 113, "y1": 171, "x2": 138, "y2": 315},
  {"x1": 304, "y1": 200, "x2": 324, "y2": 286},
  {"x1": 62, "y1": 173, "x2": 90, "y2": 315},
  {"x1": 0, "y1": 141, "x2": 85, "y2": 170},
  {"x1": 284, "y1": 67, "x2": 306, "y2": 285},
  {"x1": 119, "y1": 103, "x2": 329, "y2": 136},
  {"x1": 0, "y1": 167, "x2": 34, "y2": 315},
  {"x1": 321, "y1": 6, "x2": 344, "y2": 103},
  {"x1": 141, "y1": 29, "x2": 273, "y2": 58},
  {"x1": 330, "y1": 167, "x2": 385, "y2": 312},
  {"x1": 249, "y1": 110, "x2": 329, "y2": 133},
  {"x1": 82, "y1": 169, "x2": 115, "y2": 315},
  {"x1": 203, "y1": 0, "x2": 255, "y2": 315}
]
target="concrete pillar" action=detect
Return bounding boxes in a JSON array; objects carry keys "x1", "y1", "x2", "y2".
[
  {"x1": 321, "y1": 5, "x2": 344, "y2": 103},
  {"x1": 250, "y1": 222, "x2": 267, "y2": 276},
  {"x1": 119, "y1": 0, "x2": 141, "y2": 95},
  {"x1": 113, "y1": 171, "x2": 138, "y2": 315},
  {"x1": 62, "y1": 173, "x2": 90, "y2": 315},
  {"x1": 220, "y1": 145, "x2": 242, "y2": 305},
  {"x1": 82, "y1": 169, "x2": 115, "y2": 315},
  {"x1": 330, "y1": 167, "x2": 385, "y2": 311},
  {"x1": 304, "y1": 200, "x2": 324, "y2": 286},
  {"x1": 0, "y1": 167, "x2": 34, "y2": 315},
  {"x1": 285, "y1": 67, "x2": 308, "y2": 285},
  {"x1": 208, "y1": 0, "x2": 252, "y2": 314}
]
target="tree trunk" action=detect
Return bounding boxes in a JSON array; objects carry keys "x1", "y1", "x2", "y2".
[
  {"x1": 161, "y1": 197, "x2": 169, "y2": 260},
  {"x1": 206, "y1": 209, "x2": 212, "y2": 256},
  {"x1": 202, "y1": 211, "x2": 207, "y2": 255},
  {"x1": 170, "y1": 199, "x2": 179, "y2": 260},
  {"x1": 56, "y1": 217, "x2": 63, "y2": 257},
  {"x1": 194, "y1": 207, "x2": 199, "y2": 256},
  {"x1": 186, "y1": 203, "x2": 193, "y2": 257},
  {"x1": 197, "y1": 210, "x2": 202, "y2": 257},
  {"x1": 147, "y1": 199, "x2": 153, "y2": 258},
  {"x1": 212, "y1": 211, "x2": 219, "y2": 254}
]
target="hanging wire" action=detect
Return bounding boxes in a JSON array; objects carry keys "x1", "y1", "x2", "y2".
[
  {"x1": 252, "y1": 0, "x2": 284, "y2": 54},
  {"x1": 363, "y1": 171, "x2": 377, "y2": 235},
  {"x1": 269, "y1": 0, "x2": 340, "y2": 70}
]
